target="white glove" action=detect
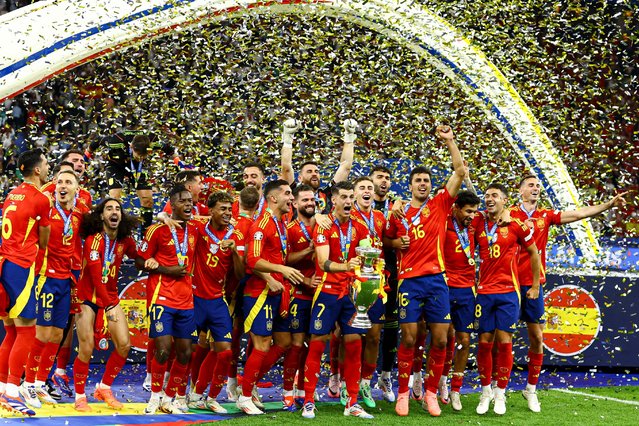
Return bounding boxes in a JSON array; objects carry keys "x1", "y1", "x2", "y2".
[
  {"x1": 282, "y1": 118, "x2": 301, "y2": 147},
  {"x1": 343, "y1": 119, "x2": 358, "y2": 144}
]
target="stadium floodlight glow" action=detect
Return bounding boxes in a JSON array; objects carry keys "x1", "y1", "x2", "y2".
[{"x1": 0, "y1": 0, "x2": 599, "y2": 263}]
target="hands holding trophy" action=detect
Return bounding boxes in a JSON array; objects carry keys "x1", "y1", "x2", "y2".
[{"x1": 350, "y1": 238, "x2": 385, "y2": 329}]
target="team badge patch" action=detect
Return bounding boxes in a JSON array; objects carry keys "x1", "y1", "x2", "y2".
[
  {"x1": 138, "y1": 241, "x2": 148, "y2": 252},
  {"x1": 399, "y1": 308, "x2": 407, "y2": 320},
  {"x1": 499, "y1": 227, "x2": 509, "y2": 237},
  {"x1": 291, "y1": 318, "x2": 300, "y2": 329},
  {"x1": 266, "y1": 320, "x2": 273, "y2": 331},
  {"x1": 210, "y1": 244, "x2": 219, "y2": 254},
  {"x1": 316, "y1": 235, "x2": 327, "y2": 244},
  {"x1": 44, "y1": 310, "x2": 52, "y2": 322},
  {"x1": 314, "y1": 319, "x2": 323, "y2": 330},
  {"x1": 254, "y1": 231, "x2": 264, "y2": 241},
  {"x1": 155, "y1": 322, "x2": 164, "y2": 333},
  {"x1": 89, "y1": 250, "x2": 100, "y2": 261}
]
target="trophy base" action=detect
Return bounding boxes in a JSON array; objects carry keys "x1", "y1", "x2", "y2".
[{"x1": 350, "y1": 313, "x2": 372, "y2": 330}]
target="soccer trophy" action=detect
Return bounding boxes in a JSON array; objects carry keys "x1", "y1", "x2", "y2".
[{"x1": 350, "y1": 239, "x2": 385, "y2": 329}]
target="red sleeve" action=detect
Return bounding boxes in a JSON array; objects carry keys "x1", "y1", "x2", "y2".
[
  {"x1": 233, "y1": 229, "x2": 246, "y2": 257},
  {"x1": 246, "y1": 221, "x2": 266, "y2": 269},
  {"x1": 386, "y1": 215, "x2": 399, "y2": 239},
  {"x1": 138, "y1": 225, "x2": 160, "y2": 260},
  {"x1": 515, "y1": 220, "x2": 535, "y2": 249},
  {"x1": 549, "y1": 209, "x2": 562, "y2": 226},
  {"x1": 163, "y1": 202, "x2": 172, "y2": 214},
  {"x1": 37, "y1": 193, "x2": 52, "y2": 227},
  {"x1": 313, "y1": 223, "x2": 330, "y2": 248}
]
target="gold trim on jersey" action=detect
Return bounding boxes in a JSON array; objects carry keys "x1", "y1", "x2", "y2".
[
  {"x1": 149, "y1": 275, "x2": 163, "y2": 308},
  {"x1": 144, "y1": 223, "x2": 163, "y2": 241},
  {"x1": 22, "y1": 217, "x2": 37, "y2": 246},
  {"x1": 311, "y1": 272, "x2": 328, "y2": 307},
  {"x1": 9, "y1": 264, "x2": 35, "y2": 318},
  {"x1": 244, "y1": 287, "x2": 269, "y2": 332}
]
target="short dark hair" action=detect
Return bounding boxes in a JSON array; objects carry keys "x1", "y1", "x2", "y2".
[
  {"x1": 519, "y1": 173, "x2": 539, "y2": 188},
  {"x1": 455, "y1": 190, "x2": 481, "y2": 208},
  {"x1": 52, "y1": 160, "x2": 74, "y2": 176},
  {"x1": 59, "y1": 148, "x2": 84, "y2": 162},
  {"x1": 331, "y1": 180, "x2": 354, "y2": 197},
  {"x1": 293, "y1": 183, "x2": 314, "y2": 198},
  {"x1": 57, "y1": 169, "x2": 79, "y2": 184},
  {"x1": 131, "y1": 134, "x2": 151, "y2": 154},
  {"x1": 207, "y1": 191, "x2": 234, "y2": 209},
  {"x1": 264, "y1": 179, "x2": 289, "y2": 198},
  {"x1": 369, "y1": 165, "x2": 391, "y2": 176},
  {"x1": 409, "y1": 166, "x2": 431, "y2": 184},
  {"x1": 169, "y1": 183, "x2": 190, "y2": 201},
  {"x1": 486, "y1": 182, "x2": 509, "y2": 198},
  {"x1": 243, "y1": 161, "x2": 266, "y2": 176},
  {"x1": 18, "y1": 148, "x2": 46, "y2": 177},
  {"x1": 239, "y1": 186, "x2": 260, "y2": 209},
  {"x1": 299, "y1": 161, "x2": 319, "y2": 171},
  {"x1": 175, "y1": 170, "x2": 201, "y2": 185},
  {"x1": 353, "y1": 176, "x2": 374, "y2": 187}
]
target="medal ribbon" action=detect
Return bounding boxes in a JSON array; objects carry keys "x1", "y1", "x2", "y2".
[
  {"x1": 334, "y1": 218, "x2": 352, "y2": 262},
  {"x1": 170, "y1": 226, "x2": 189, "y2": 266},
  {"x1": 55, "y1": 197, "x2": 76, "y2": 236},
  {"x1": 298, "y1": 219, "x2": 311, "y2": 242},
  {"x1": 253, "y1": 196, "x2": 265, "y2": 220},
  {"x1": 484, "y1": 219, "x2": 498, "y2": 247},
  {"x1": 452, "y1": 217, "x2": 472, "y2": 261},
  {"x1": 520, "y1": 203, "x2": 535, "y2": 219},
  {"x1": 129, "y1": 148, "x2": 143, "y2": 183},
  {"x1": 354, "y1": 202, "x2": 376, "y2": 239},
  {"x1": 401, "y1": 201, "x2": 427, "y2": 231},
  {"x1": 204, "y1": 222, "x2": 234, "y2": 244},
  {"x1": 102, "y1": 233, "x2": 117, "y2": 281},
  {"x1": 271, "y1": 212, "x2": 287, "y2": 259}
]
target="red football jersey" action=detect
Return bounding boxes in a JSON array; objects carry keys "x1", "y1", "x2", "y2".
[
  {"x1": 386, "y1": 189, "x2": 455, "y2": 279},
  {"x1": 162, "y1": 200, "x2": 209, "y2": 217},
  {"x1": 510, "y1": 205, "x2": 562, "y2": 286},
  {"x1": 473, "y1": 213, "x2": 535, "y2": 294},
  {"x1": 41, "y1": 181, "x2": 93, "y2": 271},
  {"x1": 224, "y1": 214, "x2": 252, "y2": 299},
  {"x1": 313, "y1": 216, "x2": 370, "y2": 297},
  {"x1": 443, "y1": 215, "x2": 476, "y2": 288},
  {"x1": 245, "y1": 210, "x2": 288, "y2": 297},
  {"x1": 37, "y1": 202, "x2": 89, "y2": 279},
  {"x1": 351, "y1": 206, "x2": 386, "y2": 251},
  {"x1": 191, "y1": 220, "x2": 244, "y2": 300},
  {"x1": 138, "y1": 222, "x2": 198, "y2": 309},
  {"x1": 0, "y1": 183, "x2": 51, "y2": 268},
  {"x1": 77, "y1": 233, "x2": 137, "y2": 308},
  {"x1": 286, "y1": 218, "x2": 316, "y2": 301}
]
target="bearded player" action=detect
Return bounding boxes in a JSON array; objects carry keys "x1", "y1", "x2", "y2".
[
  {"x1": 511, "y1": 174, "x2": 627, "y2": 412},
  {"x1": 385, "y1": 125, "x2": 465, "y2": 417}
]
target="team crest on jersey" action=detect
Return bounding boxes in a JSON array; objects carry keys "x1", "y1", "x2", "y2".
[
  {"x1": 399, "y1": 308, "x2": 407, "y2": 320},
  {"x1": 422, "y1": 206, "x2": 431, "y2": 217},
  {"x1": 499, "y1": 228, "x2": 509, "y2": 238},
  {"x1": 44, "y1": 310, "x2": 52, "y2": 322},
  {"x1": 210, "y1": 244, "x2": 219, "y2": 254},
  {"x1": 117, "y1": 245, "x2": 124, "y2": 255},
  {"x1": 536, "y1": 218, "x2": 546, "y2": 229},
  {"x1": 291, "y1": 318, "x2": 300, "y2": 329},
  {"x1": 254, "y1": 231, "x2": 264, "y2": 241},
  {"x1": 89, "y1": 250, "x2": 100, "y2": 261},
  {"x1": 189, "y1": 235, "x2": 195, "y2": 247},
  {"x1": 314, "y1": 319, "x2": 323, "y2": 330},
  {"x1": 266, "y1": 320, "x2": 273, "y2": 331},
  {"x1": 139, "y1": 241, "x2": 148, "y2": 252},
  {"x1": 155, "y1": 321, "x2": 164, "y2": 333},
  {"x1": 317, "y1": 235, "x2": 326, "y2": 244}
]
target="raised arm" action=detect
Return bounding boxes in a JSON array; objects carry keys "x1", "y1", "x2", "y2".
[
  {"x1": 559, "y1": 191, "x2": 628, "y2": 224},
  {"x1": 279, "y1": 118, "x2": 301, "y2": 184},
  {"x1": 332, "y1": 119, "x2": 357, "y2": 184},
  {"x1": 439, "y1": 125, "x2": 466, "y2": 198}
]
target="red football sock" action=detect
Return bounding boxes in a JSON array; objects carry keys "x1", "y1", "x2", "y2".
[
  {"x1": 242, "y1": 348, "x2": 267, "y2": 397},
  {"x1": 56, "y1": 345, "x2": 71, "y2": 372},
  {"x1": 24, "y1": 338, "x2": 46, "y2": 383},
  {"x1": 442, "y1": 337, "x2": 455, "y2": 378},
  {"x1": 329, "y1": 333, "x2": 340, "y2": 375},
  {"x1": 7, "y1": 325, "x2": 35, "y2": 386},
  {"x1": 450, "y1": 372, "x2": 464, "y2": 393},
  {"x1": 496, "y1": 342, "x2": 513, "y2": 389},
  {"x1": 491, "y1": 343, "x2": 499, "y2": 382},
  {"x1": 343, "y1": 339, "x2": 362, "y2": 407},
  {"x1": 178, "y1": 359, "x2": 191, "y2": 396},
  {"x1": 151, "y1": 357, "x2": 167, "y2": 393},
  {"x1": 190, "y1": 345, "x2": 209, "y2": 387},
  {"x1": 208, "y1": 349, "x2": 232, "y2": 399},
  {"x1": 296, "y1": 344, "x2": 308, "y2": 390},
  {"x1": 36, "y1": 341, "x2": 60, "y2": 383},
  {"x1": 195, "y1": 350, "x2": 217, "y2": 395},
  {"x1": 282, "y1": 344, "x2": 302, "y2": 391},
  {"x1": 425, "y1": 345, "x2": 446, "y2": 394},
  {"x1": 412, "y1": 332, "x2": 427, "y2": 373},
  {"x1": 102, "y1": 351, "x2": 127, "y2": 387},
  {"x1": 229, "y1": 326, "x2": 242, "y2": 378},
  {"x1": 73, "y1": 357, "x2": 90, "y2": 395},
  {"x1": 0, "y1": 324, "x2": 16, "y2": 382},
  {"x1": 477, "y1": 341, "x2": 493, "y2": 387},
  {"x1": 246, "y1": 338, "x2": 254, "y2": 359},
  {"x1": 164, "y1": 360, "x2": 188, "y2": 398},
  {"x1": 303, "y1": 340, "x2": 325, "y2": 404},
  {"x1": 361, "y1": 361, "x2": 377, "y2": 381},
  {"x1": 146, "y1": 338, "x2": 155, "y2": 373},
  {"x1": 258, "y1": 345, "x2": 286, "y2": 382},
  {"x1": 397, "y1": 343, "x2": 413, "y2": 393},
  {"x1": 527, "y1": 351, "x2": 544, "y2": 386}
]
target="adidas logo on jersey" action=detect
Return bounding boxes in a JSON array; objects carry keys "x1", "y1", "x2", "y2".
[{"x1": 224, "y1": 332, "x2": 232, "y2": 339}]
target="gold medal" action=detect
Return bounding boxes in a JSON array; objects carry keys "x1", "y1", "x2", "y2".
[
  {"x1": 468, "y1": 258, "x2": 475, "y2": 266},
  {"x1": 102, "y1": 275, "x2": 109, "y2": 284}
]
